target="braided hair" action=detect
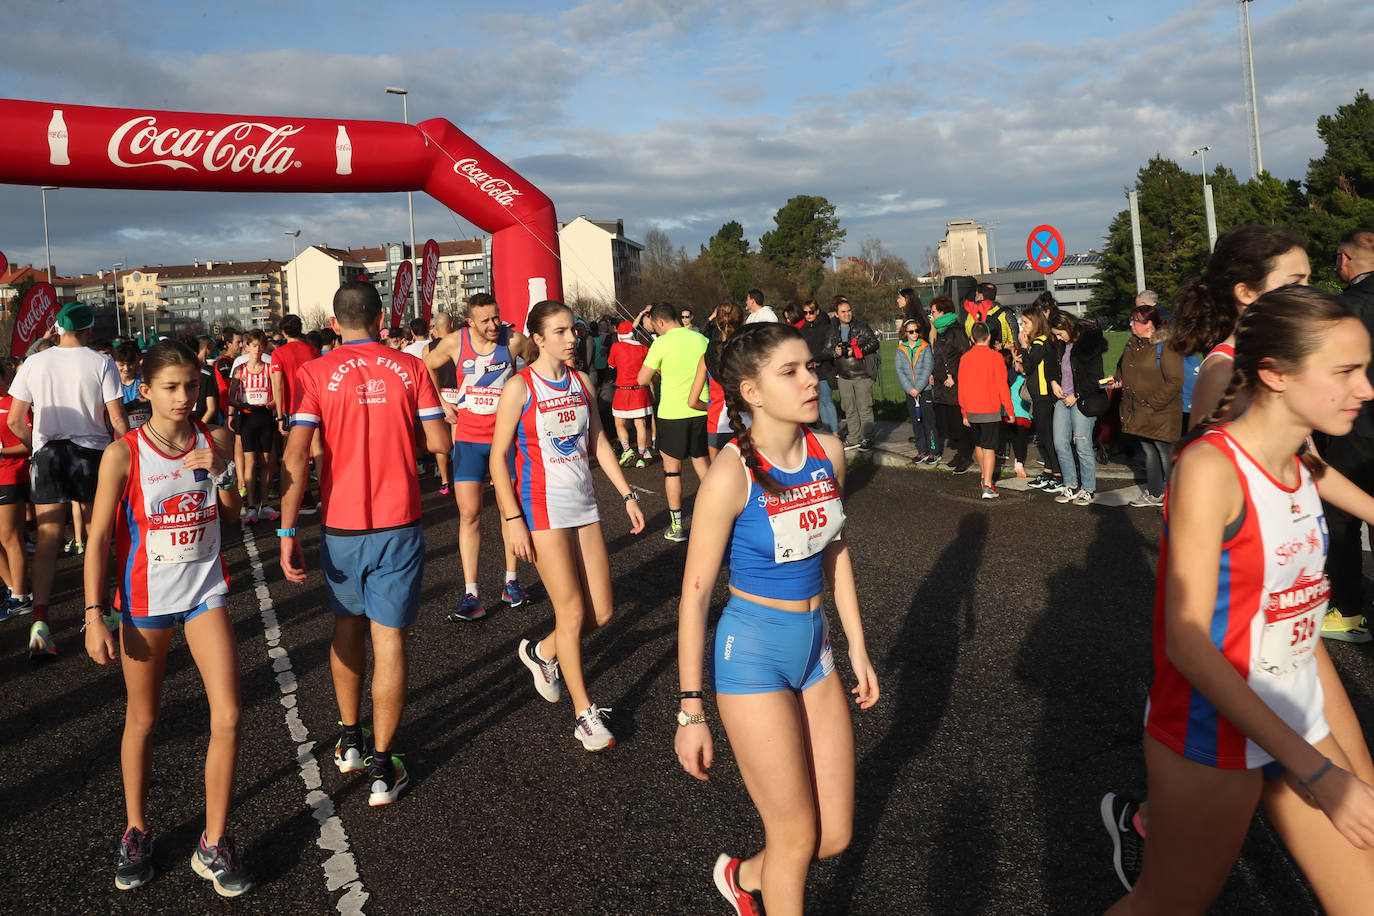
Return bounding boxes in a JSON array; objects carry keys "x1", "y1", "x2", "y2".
[
  {"x1": 718, "y1": 322, "x2": 809, "y2": 496},
  {"x1": 1180, "y1": 284, "x2": 1353, "y2": 477}
]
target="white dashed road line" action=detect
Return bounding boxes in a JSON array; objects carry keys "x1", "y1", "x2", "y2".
[{"x1": 240, "y1": 524, "x2": 370, "y2": 915}]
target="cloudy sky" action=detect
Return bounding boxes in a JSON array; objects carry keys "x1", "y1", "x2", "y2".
[{"x1": 1, "y1": 0, "x2": 1370, "y2": 282}]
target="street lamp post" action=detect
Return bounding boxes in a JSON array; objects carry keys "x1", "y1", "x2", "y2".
[
  {"x1": 385, "y1": 87, "x2": 420, "y2": 322},
  {"x1": 111, "y1": 261, "x2": 124, "y2": 338},
  {"x1": 40, "y1": 186, "x2": 58, "y2": 285},
  {"x1": 1191, "y1": 145, "x2": 1218, "y2": 252},
  {"x1": 284, "y1": 229, "x2": 301, "y2": 320}
]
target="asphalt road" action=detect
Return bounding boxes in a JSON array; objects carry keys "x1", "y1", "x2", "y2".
[{"x1": 3, "y1": 458, "x2": 1371, "y2": 915}]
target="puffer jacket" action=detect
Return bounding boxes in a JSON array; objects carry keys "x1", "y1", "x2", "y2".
[
  {"x1": 895, "y1": 338, "x2": 933, "y2": 395},
  {"x1": 929, "y1": 320, "x2": 970, "y2": 407},
  {"x1": 1118, "y1": 329, "x2": 1183, "y2": 443}
]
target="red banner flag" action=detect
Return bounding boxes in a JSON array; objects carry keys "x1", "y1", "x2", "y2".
[
  {"x1": 419, "y1": 239, "x2": 439, "y2": 325},
  {"x1": 0, "y1": 251, "x2": 8, "y2": 278},
  {"x1": 390, "y1": 260, "x2": 414, "y2": 328},
  {"x1": 11, "y1": 281, "x2": 57, "y2": 356}
]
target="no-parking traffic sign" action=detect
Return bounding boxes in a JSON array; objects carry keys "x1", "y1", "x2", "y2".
[{"x1": 1027, "y1": 225, "x2": 1065, "y2": 275}]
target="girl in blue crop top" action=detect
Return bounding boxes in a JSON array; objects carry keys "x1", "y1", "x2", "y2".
[{"x1": 674, "y1": 323, "x2": 879, "y2": 916}]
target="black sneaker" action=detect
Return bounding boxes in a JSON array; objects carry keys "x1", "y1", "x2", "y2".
[
  {"x1": 1100, "y1": 792, "x2": 1144, "y2": 891},
  {"x1": 950, "y1": 462, "x2": 971, "y2": 475},
  {"x1": 1026, "y1": 473, "x2": 1051, "y2": 490},
  {"x1": 365, "y1": 752, "x2": 410, "y2": 806},
  {"x1": 334, "y1": 722, "x2": 371, "y2": 774},
  {"x1": 115, "y1": 826, "x2": 154, "y2": 890},
  {"x1": 191, "y1": 833, "x2": 255, "y2": 897}
]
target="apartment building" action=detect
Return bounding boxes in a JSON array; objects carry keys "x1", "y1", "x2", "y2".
[{"x1": 557, "y1": 217, "x2": 643, "y2": 312}]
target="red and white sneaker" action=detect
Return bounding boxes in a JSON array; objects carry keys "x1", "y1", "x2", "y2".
[{"x1": 713, "y1": 854, "x2": 763, "y2": 916}]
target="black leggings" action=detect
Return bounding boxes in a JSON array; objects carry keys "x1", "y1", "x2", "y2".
[
  {"x1": 935, "y1": 402, "x2": 971, "y2": 464},
  {"x1": 1031, "y1": 397, "x2": 1061, "y2": 478}
]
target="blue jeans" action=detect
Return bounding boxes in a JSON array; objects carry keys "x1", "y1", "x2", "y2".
[
  {"x1": 1053, "y1": 400, "x2": 1097, "y2": 492},
  {"x1": 905, "y1": 392, "x2": 937, "y2": 453},
  {"x1": 816, "y1": 379, "x2": 839, "y2": 434}
]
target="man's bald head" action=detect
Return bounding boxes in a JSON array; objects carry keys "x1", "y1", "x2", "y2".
[{"x1": 1338, "y1": 228, "x2": 1374, "y2": 282}]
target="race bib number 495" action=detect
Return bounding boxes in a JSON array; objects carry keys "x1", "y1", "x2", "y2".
[{"x1": 762, "y1": 477, "x2": 844, "y2": 563}]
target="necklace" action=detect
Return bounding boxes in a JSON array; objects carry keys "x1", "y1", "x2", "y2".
[{"x1": 143, "y1": 420, "x2": 192, "y2": 455}]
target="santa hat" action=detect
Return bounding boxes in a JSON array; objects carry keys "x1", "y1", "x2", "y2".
[{"x1": 617, "y1": 320, "x2": 635, "y2": 341}]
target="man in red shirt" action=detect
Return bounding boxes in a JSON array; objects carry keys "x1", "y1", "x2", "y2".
[
  {"x1": 279, "y1": 281, "x2": 450, "y2": 807},
  {"x1": 269, "y1": 314, "x2": 321, "y2": 514}
]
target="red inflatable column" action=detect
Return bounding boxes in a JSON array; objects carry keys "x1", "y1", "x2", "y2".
[{"x1": 418, "y1": 118, "x2": 562, "y2": 333}]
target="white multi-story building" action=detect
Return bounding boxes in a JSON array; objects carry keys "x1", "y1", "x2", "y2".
[
  {"x1": 557, "y1": 217, "x2": 642, "y2": 312},
  {"x1": 976, "y1": 253, "x2": 1104, "y2": 317},
  {"x1": 937, "y1": 220, "x2": 991, "y2": 277},
  {"x1": 283, "y1": 239, "x2": 491, "y2": 327}
]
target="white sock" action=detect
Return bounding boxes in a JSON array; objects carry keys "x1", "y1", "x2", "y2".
[
  {"x1": 465, "y1": 582, "x2": 478, "y2": 597},
  {"x1": 505, "y1": 571, "x2": 517, "y2": 584}
]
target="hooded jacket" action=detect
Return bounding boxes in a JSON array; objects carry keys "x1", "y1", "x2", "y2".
[{"x1": 1118, "y1": 328, "x2": 1183, "y2": 443}]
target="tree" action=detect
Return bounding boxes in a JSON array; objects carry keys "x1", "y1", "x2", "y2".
[
  {"x1": 642, "y1": 226, "x2": 675, "y2": 284},
  {"x1": 1300, "y1": 89, "x2": 1374, "y2": 288},
  {"x1": 855, "y1": 236, "x2": 912, "y2": 289},
  {"x1": 701, "y1": 220, "x2": 751, "y2": 302},
  {"x1": 759, "y1": 195, "x2": 845, "y2": 295}
]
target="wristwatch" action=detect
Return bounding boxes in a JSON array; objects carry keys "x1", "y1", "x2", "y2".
[{"x1": 677, "y1": 710, "x2": 706, "y2": 727}]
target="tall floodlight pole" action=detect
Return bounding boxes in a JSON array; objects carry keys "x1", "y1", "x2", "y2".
[
  {"x1": 1127, "y1": 190, "x2": 1146, "y2": 294},
  {"x1": 111, "y1": 260, "x2": 124, "y2": 337},
  {"x1": 385, "y1": 87, "x2": 420, "y2": 321},
  {"x1": 1191, "y1": 146, "x2": 1218, "y2": 252},
  {"x1": 40, "y1": 186, "x2": 58, "y2": 284},
  {"x1": 1239, "y1": 0, "x2": 1264, "y2": 178},
  {"x1": 284, "y1": 229, "x2": 301, "y2": 318},
  {"x1": 985, "y1": 220, "x2": 1001, "y2": 273}
]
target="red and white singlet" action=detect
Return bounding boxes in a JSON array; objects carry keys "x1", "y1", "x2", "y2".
[
  {"x1": 236, "y1": 363, "x2": 273, "y2": 411},
  {"x1": 453, "y1": 327, "x2": 515, "y2": 443},
  {"x1": 513, "y1": 367, "x2": 599, "y2": 531},
  {"x1": 115, "y1": 422, "x2": 229, "y2": 616},
  {"x1": 706, "y1": 370, "x2": 731, "y2": 437},
  {"x1": 1145, "y1": 426, "x2": 1330, "y2": 770}
]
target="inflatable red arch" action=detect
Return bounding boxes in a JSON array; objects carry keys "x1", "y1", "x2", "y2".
[{"x1": 0, "y1": 98, "x2": 562, "y2": 333}]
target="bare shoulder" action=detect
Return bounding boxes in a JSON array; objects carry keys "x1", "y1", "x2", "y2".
[
  {"x1": 1171, "y1": 437, "x2": 1242, "y2": 519},
  {"x1": 208, "y1": 424, "x2": 234, "y2": 453},
  {"x1": 815, "y1": 430, "x2": 847, "y2": 486},
  {"x1": 698, "y1": 443, "x2": 750, "y2": 516}
]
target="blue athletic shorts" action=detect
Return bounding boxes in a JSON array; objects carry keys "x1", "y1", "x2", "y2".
[
  {"x1": 122, "y1": 600, "x2": 217, "y2": 630},
  {"x1": 320, "y1": 524, "x2": 424, "y2": 629},
  {"x1": 452, "y1": 440, "x2": 515, "y2": 483},
  {"x1": 711, "y1": 594, "x2": 834, "y2": 694}
]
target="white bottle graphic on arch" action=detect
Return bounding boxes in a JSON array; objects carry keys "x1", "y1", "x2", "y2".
[
  {"x1": 335, "y1": 126, "x2": 352, "y2": 175},
  {"x1": 48, "y1": 110, "x2": 69, "y2": 166}
]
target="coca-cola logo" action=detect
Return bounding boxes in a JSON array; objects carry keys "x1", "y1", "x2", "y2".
[
  {"x1": 107, "y1": 116, "x2": 304, "y2": 174},
  {"x1": 453, "y1": 158, "x2": 523, "y2": 207},
  {"x1": 16, "y1": 284, "x2": 56, "y2": 342},
  {"x1": 420, "y1": 245, "x2": 438, "y2": 305}
]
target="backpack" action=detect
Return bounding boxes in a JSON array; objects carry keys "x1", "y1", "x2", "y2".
[
  {"x1": 865, "y1": 346, "x2": 881, "y2": 381},
  {"x1": 1180, "y1": 352, "x2": 1202, "y2": 412}
]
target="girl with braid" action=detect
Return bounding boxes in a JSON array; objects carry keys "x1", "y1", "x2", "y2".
[
  {"x1": 1106, "y1": 288, "x2": 1374, "y2": 915},
  {"x1": 674, "y1": 323, "x2": 879, "y2": 916}
]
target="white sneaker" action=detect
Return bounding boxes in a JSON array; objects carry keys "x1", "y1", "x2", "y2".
[
  {"x1": 1074, "y1": 489, "x2": 1095, "y2": 506},
  {"x1": 258, "y1": 505, "x2": 281, "y2": 521},
  {"x1": 1054, "y1": 487, "x2": 1078, "y2": 504},
  {"x1": 574, "y1": 704, "x2": 615, "y2": 751},
  {"x1": 519, "y1": 638, "x2": 562, "y2": 703},
  {"x1": 1128, "y1": 492, "x2": 1163, "y2": 508},
  {"x1": 243, "y1": 508, "x2": 258, "y2": 523}
]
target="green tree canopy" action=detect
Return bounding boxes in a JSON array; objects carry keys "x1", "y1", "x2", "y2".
[
  {"x1": 701, "y1": 220, "x2": 751, "y2": 302},
  {"x1": 759, "y1": 195, "x2": 845, "y2": 295}
]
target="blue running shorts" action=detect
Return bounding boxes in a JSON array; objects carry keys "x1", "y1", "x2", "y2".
[
  {"x1": 320, "y1": 524, "x2": 424, "y2": 629},
  {"x1": 711, "y1": 594, "x2": 834, "y2": 694},
  {"x1": 122, "y1": 600, "x2": 217, "y2": 630},
  {"x1": 452, "y1": 440, "x2": 515, "y2": 483}
]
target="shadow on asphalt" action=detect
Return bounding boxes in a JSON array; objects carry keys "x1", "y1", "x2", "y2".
[{"x1": 819, "y1": 513, "x2": 989, "y2": 912}]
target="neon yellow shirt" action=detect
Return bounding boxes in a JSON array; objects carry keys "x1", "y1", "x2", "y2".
[{"x1": 643, "y1": 327, "x2": 708, "y2": 420}]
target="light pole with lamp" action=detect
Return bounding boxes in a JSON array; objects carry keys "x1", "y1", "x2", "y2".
[
  {"x1": 1191, "y1": 145, "x2": 1218, "y2": 252},
  {"x1": 40, "y1": 186, "x2": 58, "y2": 285},
  {"x1": 385, "y1": 86, "x2": 420, "y2": 321},
  {"x1": 284, "y1": 229, "x2": 301, "y2": 321},
  {"x1": 111, "y1": 261, "x2": 123, "y2": 338}
]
